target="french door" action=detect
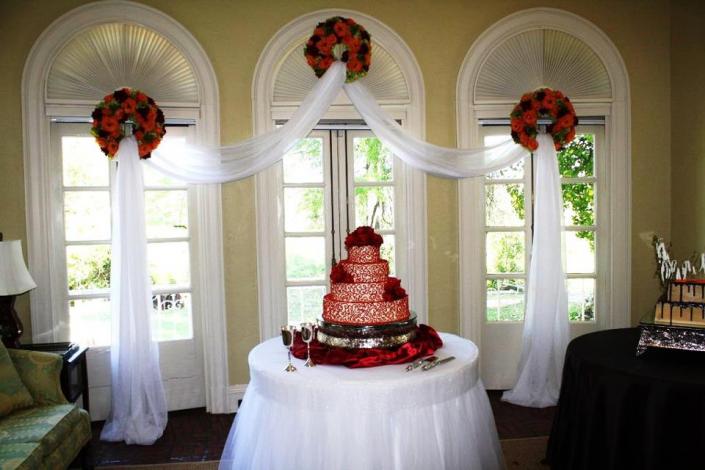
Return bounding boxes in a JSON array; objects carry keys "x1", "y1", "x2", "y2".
[
  {"x1": 282, "y1": 128, "x2": 400, "y2": 324},
  {"x1": 51, "y1": 122, "x2": 205, "y2": 419},
  {"x1": 479, "y1": 124, "x2": 607, "y2": 389}
]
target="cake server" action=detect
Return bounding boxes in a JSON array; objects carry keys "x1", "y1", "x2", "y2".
[
  {"x1": 405, "y1": 356, "x2": 437, "y2": 372},
  {"x1": 422, "y1": 356, "x2": 456, "y2": 371}
]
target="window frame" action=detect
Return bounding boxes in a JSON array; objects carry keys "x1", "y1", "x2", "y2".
[
  {"x1": 22, "y1": 0, "x2": 230, "y2": 413},
  {"x1": 252, "y1": 10, "x2": 428, "y2": 340},
  {"x1": 457, "y1": 9, "x2": 631, "y2": 348}
]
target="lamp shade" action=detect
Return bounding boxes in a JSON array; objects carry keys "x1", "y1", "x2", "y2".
[{"x1": 0, "y1": 240, "x2": 37, "y2": 295}]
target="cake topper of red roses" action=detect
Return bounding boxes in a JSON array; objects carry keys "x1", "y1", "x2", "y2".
[
  {"x1": 304, "y1": 16, "x2": 371, "y2": 83},
  {"x1": 383, "y1": 277, "x2": 407, "y2": 301},
  {"x1": 91, "y1": 87, "x2": 166, "y2": 159},
  {"x1": 510, "y1": 88, "x2": 578, "y2": 152},
  {"x1": 345, "y1": 226, "x2": 384, "y2": 248}
]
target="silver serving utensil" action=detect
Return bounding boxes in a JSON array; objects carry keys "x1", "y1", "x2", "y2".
[
  {"x1": 406, "y1": 356, "x2": 437, "y2": 372},
  {"x1": 422, "y1": 356, "x2": 456, "y2": 371}
]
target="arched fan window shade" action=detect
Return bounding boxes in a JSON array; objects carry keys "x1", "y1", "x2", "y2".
[
  {"x1": 474, "y1": 29, "x2": 612, "y2": 103},
  {"x1": 46, "y1": 23, "x2": 199, "y2": 106},
  {"x1": 272, "y1": 37, "x2": 410, "y2": 104}
]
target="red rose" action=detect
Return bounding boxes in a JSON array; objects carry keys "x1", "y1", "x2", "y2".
[
  {"x1": 383, "y1": 277, "x2": 406, "y2": 301},
  {"x1": 527, "y1": 138, "x2": 539, "y2": 151},
  {"x1": 326, "y1": 34, "x2": 337, "y2": 46},
  {"x1": 330, "y1": 263, "x2": 353, "y2": 283},
  {"x1": 136, "y1": 92, "x2": 148, "y2": 103},
  {"x1": 314, "y1": 27, "x2": 325, "y2": 37}
]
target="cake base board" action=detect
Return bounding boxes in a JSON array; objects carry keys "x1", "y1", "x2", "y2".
[{"x1": 316, "y1": 315, "x2": 417, "y2": 349}]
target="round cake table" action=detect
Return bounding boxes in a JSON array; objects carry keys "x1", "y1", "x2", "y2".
[
  {"x1": 547, "y1": 328, "x2": 705, "y2": 470},
  {"x1": 219, "y1": 333, "x2": 503, "y2": 470}
]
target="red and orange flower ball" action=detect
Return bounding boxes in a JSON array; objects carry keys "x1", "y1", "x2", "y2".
[
  {"x1": 304, "y1": 16, "x2": 371, "y2": 83},
  {"x1": 510, "y1": 88, "x2": 578, "y2": 152},
  {"x1": 91, "y1": 87, "x2": 166, "y2": 159}
]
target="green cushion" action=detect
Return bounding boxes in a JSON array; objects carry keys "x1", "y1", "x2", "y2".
[
  {"x1": 0, "y1": 344, "x2": 33, "y2": 417},
  {"x1": 7, "y1": 350, "x2": 66, "y2": 406},
  {"x1": 0, "y1": 442, "x2": 43, "y2": 470}
]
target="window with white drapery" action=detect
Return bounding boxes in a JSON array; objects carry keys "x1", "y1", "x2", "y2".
[
  {"x1": 481, "y1": 124, "x2": 605, "y2": 324},
  {"x1": 282, "y1": 128, "x2": 401, "y2": 324},
  {"x1": 51, "y1": 123, "x2": 197, "y2": 346},
  {"x1": 457, "y1": 9, "x2": 631, "y2": 348}
]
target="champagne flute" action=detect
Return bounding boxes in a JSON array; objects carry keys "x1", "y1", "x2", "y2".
[
  {"x1": 280, "y1": 325, "x2": 297, "y2": 372},
  {"x1": 301, "y1": 323, "x2": 315, "y2": 367}
]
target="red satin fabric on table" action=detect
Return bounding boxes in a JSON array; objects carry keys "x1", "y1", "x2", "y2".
[{"x1": 291, "y1": 324, "x2": 443, "y2": 368}]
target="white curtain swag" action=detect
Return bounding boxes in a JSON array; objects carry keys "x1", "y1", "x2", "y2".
[{"x1": 106, "y1": 63, "x2": 569, "y2": 443}]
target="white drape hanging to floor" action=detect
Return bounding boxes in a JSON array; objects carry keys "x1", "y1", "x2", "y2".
[
  {"x1": 501, "y1": 134, "x2": 570, "y2": 407},
  {"x1": 102, "y1": 137, "x2": 167, "y2": 445},
  {"x1": 108, "y1": 62, "x2": 568, "y2": 442}
]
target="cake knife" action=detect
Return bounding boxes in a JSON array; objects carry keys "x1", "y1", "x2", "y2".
[
  {"x1": 421, "y1": 356, "x2": 456, "y2": 371},
  {"x1": 405, "y1": 356, "x2": 437, "y2": 372}
]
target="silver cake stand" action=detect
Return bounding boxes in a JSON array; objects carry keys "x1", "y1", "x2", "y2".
[{"x1": 317, "y1": 314, "x2": 417, "y2": 349}]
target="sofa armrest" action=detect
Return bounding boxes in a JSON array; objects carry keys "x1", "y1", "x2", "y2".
[{"x1": 8, "y1": 349, "x2": 68, "y2": 405}]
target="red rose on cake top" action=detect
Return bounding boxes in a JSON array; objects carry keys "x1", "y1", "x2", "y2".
[{"x1": 344, "y1": 226, "x2": 383, "y2": 248}]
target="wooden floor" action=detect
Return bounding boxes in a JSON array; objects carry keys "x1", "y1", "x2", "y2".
[{"x1": 90, "y1": 391, "x2": 556, "y2": 466}]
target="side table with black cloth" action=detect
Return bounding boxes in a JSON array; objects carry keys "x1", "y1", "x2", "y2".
[
  {"x1": 546, "y1": 328, "x2": 705, "y2": 470},
  {"x1": 20, "y1": 342, "x2": 89, "y2": 413}
]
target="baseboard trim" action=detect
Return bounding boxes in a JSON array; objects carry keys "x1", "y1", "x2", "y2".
[{"x1": 227, "y1": 384, "x2": 248, "y2": 412}]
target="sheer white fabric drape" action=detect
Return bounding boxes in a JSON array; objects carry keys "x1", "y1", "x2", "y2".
[
  {"x1": 502, "y1": 134, "x2": 570, "y2": 407},
  {"x1": 101, "y1": 136, "x2": 167, "y2": 445},
  {"x1": 107, "y1": 62, "x2": 568, "y2": 438}
]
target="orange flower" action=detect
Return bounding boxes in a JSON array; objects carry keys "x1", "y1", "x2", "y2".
[
  {"x1": 139, "y1": 144, "x2": 151, "y2": 156},
  {"x1": 306, "y1": 55, "x2": 318, "y2": 66},
  {"x1": 566, "y1": 129, "x2": 576, "y2": 142},
  {"x1": 107, "y1": 140, "x2": 119, "y2": 156},
  {"x1": 542, "y1": 94, "x2": 556, "y2": 110},
  {"x1": 122, "y1": 98, "x2": 137, "y2": 114},
  {"x1": 559, "y1": 114, "x2": 574, "y2": 128},
  {"x1": 101, "y1": 116, "x2": 119, "y2": 133},
  {"x1": 511, "y1": 119, "x2": 523, "y2": 133},
  {"x1": 523, "y1": 110, "x2": 537, "y2": 125},
  {"x1": 334, "y1": 21, "x2": 350, "y2": 38},
  {"x1": 528, "y1": 138, "x2": 539, "y2": 151}
]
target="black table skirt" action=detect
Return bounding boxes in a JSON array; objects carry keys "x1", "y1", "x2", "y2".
[{"x1": 546, "y1": 328, "x2": 705, "y2": 470}]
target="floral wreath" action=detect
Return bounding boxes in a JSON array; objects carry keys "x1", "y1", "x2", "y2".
[
  {"x1": 91, "y1": 87, "x2": 166, "y2": 159},
  {"x1": 304, "y1": 16, "x2": 371, "y2": 83},
  {"x1": 510, "y1": 88, "x2": 578, "y2": 151}
]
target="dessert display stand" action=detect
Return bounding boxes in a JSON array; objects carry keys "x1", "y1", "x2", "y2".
[
  {"x1": 636, "y1": 314, "x2": 705, "y2": 356},
  {"x1": 219, "y1": 333, "x2": 503, "y2": 470}
]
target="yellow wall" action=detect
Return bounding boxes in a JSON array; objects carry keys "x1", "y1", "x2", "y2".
[
  {"x1": 0, "y1": 0, "x2": 673, "y2": 385},
  {"x1": 671, "y1": 0, "x2": 705, "y2": 256}
]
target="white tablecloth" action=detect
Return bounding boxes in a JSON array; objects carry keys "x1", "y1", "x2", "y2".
[{"x1": 219, "y1": 333, "x2": 503, "y2": 470}]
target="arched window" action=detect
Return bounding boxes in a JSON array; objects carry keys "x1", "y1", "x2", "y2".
[
  {"x1": 22, "y1": 1, "x2": 229, "y2": 415},
  {"x1": 252, "y1": 10, "x2": 428, "y2": 339},
  {"x1": 456, "y1": 8, "x2": 630, "y2": 388}
]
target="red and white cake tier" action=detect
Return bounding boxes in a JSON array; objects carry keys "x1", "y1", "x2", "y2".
[{"x1": 323, "y1": 244, "x2": 410, "y2": 325}]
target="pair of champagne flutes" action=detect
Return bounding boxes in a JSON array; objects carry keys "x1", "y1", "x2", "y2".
[{"x1": 280, "y1": 323, "x2": 316, "y2": 372}]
